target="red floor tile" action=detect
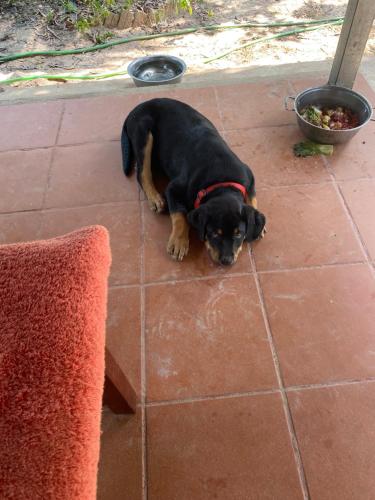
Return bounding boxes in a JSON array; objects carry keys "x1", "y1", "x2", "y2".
[
  {"x1": 107, "y1": 287, "x2": 141, "y2": 396},
  {"x1": 260, "y1": 265, "x2": 375, "y2": 386},
  {"x1": 289, "y1": 75, "x2": 327, "y2": 95},
  {"x1": 0, "y1": 149, "x2": 51, "y2": 213},
  {"x1": 224, "y1": 126, "x2": 330, "y2": 188},
  {"x1": 147, "y1": 394, "x2": 303, "y2": 500},
  {"x1": 137, "y1": 86, "x2": 223, "y2": 130},
  {"x1": 288, "y1": 383, "x2": 375, "y2": 500},
  {"x1": 340, "y1": 179, "x2": 375, "y2": 260},
  {"x1": 2, "y1": 76, "x2": 375, "y2": 499},
  {"x1": 145, "y1": 276, "x2": 276, "y2": 401},
  {"x1": 143, "y1": 203, "x2": 252, "y2": 283},
  {"x1": 252, "y1": 184, "x2": 364, "y2": 271},
  {"x1": 45, "y1": 142, "x2": 138, "y2": 209},
  {"x1": 289, "y1": 73, "x2": 375, "y2": 100},
  {"x1": 172, "y1": 86, "x2": 223, "y2": 130},
  {"x1": 216, "y1": 80, "x2": 294, "y2": 130},
  {"x1": 354, "y1": 73, "x2": 375, "y2": 99},
  {"x1": 0, "y1": 101, "x2": 63, "y2": 151},
  {"x1": 39, "y1": 203, "x2": 141, "y2": 285},
  {"x1": 58, "y1": 94, "x2": 140, "y2": 145},
  {"x1": 326, "y1": 126, "x2": 375, "y2": 181},
  {"x1": 0, "y1": 211, "x2": 43, "y2": 244},
  {"x1": 98, "y1": 410, "x2": 142, "y2": 500}
]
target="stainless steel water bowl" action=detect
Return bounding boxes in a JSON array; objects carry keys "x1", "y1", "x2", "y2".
[
  {"x1": 127, "y1": 55, "x2": 187, "y2": 87},
  {"x1": 285, "y1": 85, "x2": 373, "y2": 144}
]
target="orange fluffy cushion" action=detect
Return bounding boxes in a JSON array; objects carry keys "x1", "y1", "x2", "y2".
[{"x1": 0, "y1": 226, "x2": 111, "y2": 500}]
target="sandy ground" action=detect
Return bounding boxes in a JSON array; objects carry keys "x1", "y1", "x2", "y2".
[{"x1": 1, "y1": 0, "x2": 375, "y2": 88}]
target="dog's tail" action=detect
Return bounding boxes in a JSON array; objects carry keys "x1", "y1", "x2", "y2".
[{"x1": 121, "y1": 118, "x2": 134, "y2": 177}]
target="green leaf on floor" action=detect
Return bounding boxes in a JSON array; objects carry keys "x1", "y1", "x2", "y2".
[{"x1": 293, "y1": 141, "x2": 334, "y2": 157}]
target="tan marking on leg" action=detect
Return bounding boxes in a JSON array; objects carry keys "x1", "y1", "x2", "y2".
[
  {"x1": 249, "y1": 196, "x2": 257, "y2": 209},
  {"x1": 258, "y1": 226, "x2": 267, "y2": 239},
  {"x1": 141, "y1": 132, "x2": 165, "y2": 213},
  {"x1": 167, "y1": 213, "x2": 190, "y2": 261},
  {"x1": 233, "y1": 243, "x2": 243, "y2": 262},
  {"x1": 247, "y1": 196, "x2": 267, "y2": 239},
  {"x1": 205, "y1": 241, "x2": 220, "y2": 264}
]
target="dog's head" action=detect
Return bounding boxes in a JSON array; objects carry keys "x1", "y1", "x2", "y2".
[{"x1": 188, "y1": 195, "x2": 266, "y2": 266}]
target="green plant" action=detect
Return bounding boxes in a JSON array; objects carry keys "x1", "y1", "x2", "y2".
[
  {"x1": 178, "y1": 0, "x2": 193, "y2": 14},
  {"x1": 75, "y1": 0, "x2": 115, "y2": 29},
  {"x1": 75, "y1": 18, "x2": 91, "y2": 31},
  {"x1": 46, "y1": 9, "x2": 55, "y2": 25},
  {"x1": 90, "y1": 30, "x2": 114, "y2": 44},
  {"x1": 63, "y1": 1, "x2": 78, "y2": 13}
]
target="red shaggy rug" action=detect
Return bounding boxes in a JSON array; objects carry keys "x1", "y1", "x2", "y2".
[{"x1": 0, "y1": 226, "x2": 111, "y2": 500}]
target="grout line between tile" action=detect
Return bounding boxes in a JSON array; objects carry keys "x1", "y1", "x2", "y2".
[
  {"x1": 288, "y1": 78, "x2": 302, "y2": 96},
  {"x1": 256, "y1": 180, "x2": 334, "y2": 191},
  {"x1": 0, "y1": 121, "x2": 320, "y2": 156},
  {"x1": 1, "y1": 173, "x2": 373, "y2": 217},
  {"x1": 98, "y1": 260, "x2": 368, "y2": 292},
  {"x1": 143, "y1": 376, "x2": 375, "y2": 408},
  {"x1": 213, "y1": 87, "x2": 225, "y2": 131},
  {"x1": 0, "y1": 200, "x2": 140, "y2": 217},
  {"x1": 0, "y1": 137, "x2": 120, "y2": 154},
  {"x1": 248, "y1": 246, "x2": 311, "y2": 500},
  {"x1": 41, "y1": 102, "x2": 66, "y2": 210},
  {"x1": 140, "y1": 201, "x2": 148, "y2": 500},
  {"x1": 322, "y1": 156, "x2": 375, "y2": 280},
  {"x1": 286, "y1": 376, "x2": 375, "y2": 393},
  {"x1": 109, "y1": 283, "x2": 141, "y2": 290},
  {"x1": 143, "y1": 270, "x2": 254, "y2": 287},
  {"x1": 41, "y1": 151, "x2": 54, "y2": 211},
  {"x1": 257, "y1": 260, "x2": 366, "y2": 275},
  {"x1": 55, "y1": 101, "x2": 66, "y2": 146},
  {"x1": 146, "y1": 388, "x2": 280, "y2": 407}
]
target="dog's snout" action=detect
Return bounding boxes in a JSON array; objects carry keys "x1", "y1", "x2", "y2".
[{"x1": 220, "y1": 255, "x2": 234, "y2": 266}]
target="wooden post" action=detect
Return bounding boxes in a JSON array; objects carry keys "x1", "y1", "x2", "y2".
[
  {"x1": 329, "y1": 0, "x2": 375, "y2": 88},
  {"x1": 103, "y1": 346, "x2": 137, "y2": 414}
]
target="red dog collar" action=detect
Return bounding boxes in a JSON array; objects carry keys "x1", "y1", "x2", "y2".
[{"x1": 194, "y1": 182, "x2": 247, "y2": 209}]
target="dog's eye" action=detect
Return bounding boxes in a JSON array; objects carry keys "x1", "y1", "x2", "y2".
[
  {"x1": 212, "y1": 232, "x2": 220, "y2": 238},
  {"x1": 233, "y1": 229, "x2": 243, "y2": 239}
]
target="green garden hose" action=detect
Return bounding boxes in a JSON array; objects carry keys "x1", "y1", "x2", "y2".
[
  {"x1": 0, "y1": 18, "x2": 344, "y2": 85},
  {"x1": 204, "y1": 19, "x2": 343, "y2": 63},
  {"x1": 0, "y1": 17, "x2": 343, "y2": 64},
  {"x1": 1, "y1": 70, "x2": 129, "y2": 85}
]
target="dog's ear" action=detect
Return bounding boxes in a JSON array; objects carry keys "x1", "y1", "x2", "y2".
[
  {"x1": 187, "y1": 206, "x2": 207, "y2": 241},
  {"x1": 242, "y1": 205, "x2": 266, "y2": 242}
]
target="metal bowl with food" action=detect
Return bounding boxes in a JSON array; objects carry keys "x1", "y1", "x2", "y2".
[
  {"x1": 127, "y1": 55, "x2": 187, "y2": 87},
  {"x1": 285, "y1": 85, "x2": 373, "y2": 144}
]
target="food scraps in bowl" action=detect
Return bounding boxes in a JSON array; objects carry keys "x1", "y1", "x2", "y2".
[{"x1": 300, "y1": 105, "x2": 359, "y2": 130}]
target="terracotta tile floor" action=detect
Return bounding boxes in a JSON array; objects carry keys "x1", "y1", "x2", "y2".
[{"x1": 1, "y1": 75, "x2": 375, "y2": 500}]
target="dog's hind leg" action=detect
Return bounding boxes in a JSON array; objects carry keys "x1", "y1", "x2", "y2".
[{"x1": 137, "y1": 131, "x2": 165, "y2": 214}]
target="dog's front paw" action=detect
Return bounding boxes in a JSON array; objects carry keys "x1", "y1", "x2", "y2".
[
  {"x1": 167, "y1": 233, "x2": 189, "y2": 261},
  {"x1": 148, "y1": 193, "x2": 166, "y2": 214},
  {"x1": 258, "y1": 226, "x2": 267, "y2": 240}
]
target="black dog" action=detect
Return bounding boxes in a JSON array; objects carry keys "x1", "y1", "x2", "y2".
[{"x1": 121, "y1": 98, "x2": 266, "y2": 265}]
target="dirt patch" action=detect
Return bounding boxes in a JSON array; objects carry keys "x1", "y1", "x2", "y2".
[{"x1": 1, "y1": 0, "x2": 375, "y2": 89}]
